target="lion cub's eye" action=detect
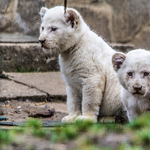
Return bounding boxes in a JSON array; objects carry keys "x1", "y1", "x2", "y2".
[
  {"x1": 51, "y1": 27, "x2": 57, "y2": 31},
  {"x1": 127, "y1": 72, "x2": 133, "y2": 76},
  {"x1": 41, "y1": 27, "x2": 44, "y2": 31},
  {"x1": 144, "y1": 72, "x2": 149, "y2": 76}
]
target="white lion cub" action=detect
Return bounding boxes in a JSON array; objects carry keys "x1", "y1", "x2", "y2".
[
  {"x1": 39, "y1": 6, "x2": 124, "y2": 123},
  {"x1": 112, "y1": 49, "x2": 150, "y2": 122}
]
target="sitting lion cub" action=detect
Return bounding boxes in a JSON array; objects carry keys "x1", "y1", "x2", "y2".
[
  {"x1": 39, "y1": 6, "x2": 124, "y2": 123},
  {"x1": 112, "y1": 49, "x2": 150, "y2": 122}
]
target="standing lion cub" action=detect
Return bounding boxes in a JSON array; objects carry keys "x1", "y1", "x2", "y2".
[
  {"x1": 112, "y1": 49, "x2": 150, "y2": 122},
  {"x1": 39, "y1": 6, "x2": 124, "y2": 123}
]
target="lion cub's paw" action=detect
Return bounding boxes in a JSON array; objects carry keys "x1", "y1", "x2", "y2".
[
  {"x1": 75, "y1": 115, "x2": 97, "y2": 123},
  {"x1": 62, "y1": 115, "x2": 78, "y2": 123}
]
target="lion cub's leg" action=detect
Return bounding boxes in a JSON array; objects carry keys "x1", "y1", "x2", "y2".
[
  {"x1": 126, "y1": 107, "x2": 139, "y2": 122},
  {"x1": 62, "y1": 85, "x2": 82, "y2": 123},
  {"x1": 121, "y1": 90, "x2": 139, "y2": 122},
  {"x1": 122, "y1": 94, "x2": 139, "y2": 122},
  {"x1": 76, "y1": 76, "x2": 104, "y2": 123}
]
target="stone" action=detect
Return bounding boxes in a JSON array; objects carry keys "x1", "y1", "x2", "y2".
[
  {"x1": 111, "y1": 43, "x2": 135, "y2": 53},
  {"x1": 4, "y1": 100, "x2": 10, "y2": 105},
  {"x1": 0, "y1": 42, "x2": 59, "y2": 72},
  {"x1": 0, "y1": 15, "x2": 11, "y2": 31},
  {"x1": 0, "y1": 79, "x2": 47, "y2": 101},
  {"x1": 74, "y1": 3, "x2": 113, "y2": 42},
  {"x1": 16, "y1": 0, "x2": 45, "y2": 36},
  {"x1": 0, "y1": 33, "x2": 38, "y2": 43},
  {"x1": 131, "y1": 27, "x2": 150, "y2": 50},
  {"x1": 45, "y1": 0, "x2": 101, "y2": 7},
  {"x1": 0, "y1": 0, "x2": 10, "y2": 14},
  {"x1": 5, "y1": 72, "x2": 66, "y2": 96},
  {"x1": 107, "y1": 0, "x2": 149, "y2": 43},
  {"x1": 0, "y1": 107, "x2": 8, "y2": 115}
]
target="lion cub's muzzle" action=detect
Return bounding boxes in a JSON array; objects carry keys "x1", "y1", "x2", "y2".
[
  {"x1": 39, "y1": 39, "x2": 47, "y2": 48},
  {"x1": 132, "y1": 86, "x2": 144, "y2": 95}
]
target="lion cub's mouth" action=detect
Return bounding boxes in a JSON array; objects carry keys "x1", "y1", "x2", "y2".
[
  {"x1": 42, "y1": 45, "x2": 49, "y2": 49},
  {"x1": 133, "y1": 92, "x2": 143, "y2": 95}
]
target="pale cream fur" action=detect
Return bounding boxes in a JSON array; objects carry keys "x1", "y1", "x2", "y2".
[
  {"x1": 112, "y1": 49, "x2": 150, "y2": 122},
  {"x1": 39, "y1": 6, "x2": 124, "y2": 123}
]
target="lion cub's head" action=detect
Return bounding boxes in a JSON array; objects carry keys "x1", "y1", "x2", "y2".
[
  {"x1": 38, "y1": 6, "x2": 86, "y2": 53},
  {"x1": 112, "y1": 49, "x2": 150, "y2": 98}
]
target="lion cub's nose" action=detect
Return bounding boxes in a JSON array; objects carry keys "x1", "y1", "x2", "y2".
[
  {"x1": 133, "y1": 86, "x2": 142, "y2": 91},
  {"x1": 39, "y1": 39, "x2": 46, "y2": 44}
]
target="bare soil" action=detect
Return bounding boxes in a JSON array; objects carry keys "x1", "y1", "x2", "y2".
[{"x1": 0, "y1": 99, "x2": 68, "y2": 125}]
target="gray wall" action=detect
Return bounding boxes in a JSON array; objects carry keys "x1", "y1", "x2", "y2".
[{"x1": 1, "y1": 0, "x2": 150, "y2": 49}]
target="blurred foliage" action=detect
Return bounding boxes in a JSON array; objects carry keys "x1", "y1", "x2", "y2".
[
  {"x1": 16, "y1": 65, "x2": 41, "y2": 73},
  {"x1": 26, "y1": 119, "x2": 46, "y2": 137},
  {"x1": 1, "y1": 114, "x2": 150, "y2": 149},
  {"x1": 127, "y1": 113, "x2": 150, "y2": 130},
  {"x1": 0, "y1": 130, "x2": 14, "y2": 146}
]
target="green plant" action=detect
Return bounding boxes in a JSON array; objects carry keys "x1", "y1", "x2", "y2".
[
  {"x1": 0, "y1": 130, "x2": 14, "y2": 145},
  {"x1": 127, "y1": 113, "x2": 150, "y2": 130},
  {"x1": 89, "y1": 123, "x2": 105, "y2": 134},
  {"x1": 135, "y1": 128, "x2": 150, "y2": 145},
  {"x1": 36, "y1": 67, "x2": 40, "y2": 72},
  {"x1": 119, "y1": 144, "x2": 144, "y2": 150},
  {"x1": 74, "y1": 120, "x2": 94, "y2": 132},
  {"x1": 27, "y1": 119, "x2": 46, "y2": 137},
  {"x1": 73, "y1": 145, "x2": 104, "y2": 150},
  {"x1": 51, "y1": 125, "x2": 78, "y2": 142}
]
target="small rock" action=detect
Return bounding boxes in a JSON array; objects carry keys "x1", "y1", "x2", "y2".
[
  {"x1": 0, "y1": 102, "x2": 5, "y2": 106},
  {"x1": 14, "y1": 110, "x2": 20, "y2": 114},
  {"x1": 4, "y1": 101, "x2": 10, "y2": 105},
  {"x1": 10, "y1": 113, "x2": 14, "y2": 116},
  {"x1": 24, "y1": 110, "x2": 30, "y2": 114},
  {"x1": 0, "y1": 107, "x2": 8, "y2": 115},
  {"x1": 26, "y1": 99, "x2": 29, "y2": 103},
  {"x1": 17, "y1": 106, "x2": 21, "y2": 109},
  {"x1": 45, "y1": 105, "x2": 50, "y2": 109}
]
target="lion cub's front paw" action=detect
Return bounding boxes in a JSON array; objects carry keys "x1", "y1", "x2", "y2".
[
  {"x1": 75, "y1": 115, "x2": 97, "y2": 123},
  {"x1": 62, "y1": 115, "x2": 78, "y2": 123}
]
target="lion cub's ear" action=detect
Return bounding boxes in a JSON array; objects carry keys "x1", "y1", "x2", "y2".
[
  {"x1": 64, "y1": 9, "x2": 80, "y2": 28},
  {"x1": 39, "y1": 7, "x2": 48, "y2": 19},
  {"x1": 112, "y1": 52, "x2": 126, "y2": 72}
]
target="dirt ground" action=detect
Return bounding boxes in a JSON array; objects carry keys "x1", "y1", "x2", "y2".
[{"x1": 0, "y1": 99, "x2": 68, "y2": 125}]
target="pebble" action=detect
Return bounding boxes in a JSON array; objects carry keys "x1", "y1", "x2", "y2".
[
  {"x1": 0, "y1": 107, "x2": 9, "y2": 115},
  {"x1": 4, "y1": 101, "x2": 10, "y2": 105},
  {"x1": 26, "y1": 99, "x2": 29, "y2": 103},
  {"x1": 45, "y1": 105, "x2": 50, "y2": 109},
  {"x1": 17, "y1": 106, "x2": 22, "y2": 109},
  {"x1": 10, "y1": 113, "x2": 14, "y2": 116},
  {"x1": 14, "y1": 110, "x2": 20, "y2": 114},
  {"x1": 0, "y1": 102, "x2": 5, "y2": 106}
]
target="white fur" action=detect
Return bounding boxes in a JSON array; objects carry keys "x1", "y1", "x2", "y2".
[
  {"x1": 112, "y1": 49, "x2": 150, "y2": 122},
  {"x1": 39, "y1": 6, "x2": 124, "y2": 123}
]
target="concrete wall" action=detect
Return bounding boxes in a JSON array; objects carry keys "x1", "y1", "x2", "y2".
[{"x1": 1, "y1": 0, "x2": 150, "y2": 49}]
